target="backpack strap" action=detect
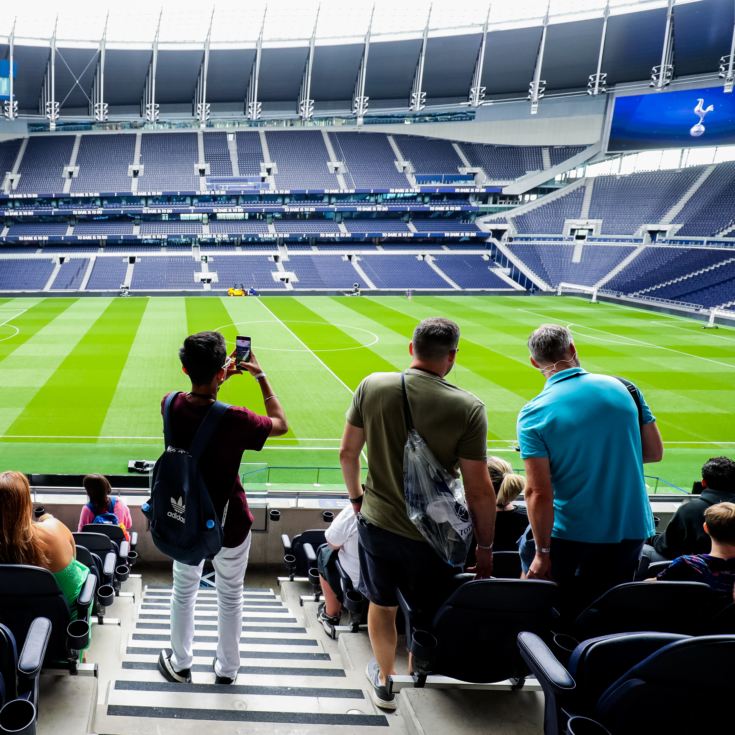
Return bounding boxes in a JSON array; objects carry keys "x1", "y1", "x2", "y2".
[
  {"x1": 189, "y1": 400, "x2": 230, "y2": 461},
  {"x1": 401, "y1": 373, "x2": 414, "y2": 432},
  {"x1": 615, "y1": 376, "x2": 644, "y2": 427},
  {"x1": 109, "y1": 497, "x2": 117, "y2": 512},
  {"x1": 162, "y1": 391, "x2": 181, "y2": 448}
]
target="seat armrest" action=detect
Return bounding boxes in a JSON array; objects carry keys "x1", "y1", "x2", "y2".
[
  {"x1": 518, "y1": 631, "x2": 575, "y2": 694},
  {"x1": 302, "y1": 543, "x2": 317, "y2": 565},
  {"x1": 103, "y1": 552, "x2": 116, "y2": 580},
  {"x1": 281, "y1": 534, "x2": 292, "y2": 552},
  {"x1": 118, "y1": 540, "x2": 130, "y2": 561},
  {"x1": 18, "y1": 617, "x2": 51, "y2": 678},
  {"x1": 75, "y1": 573, "x2": 97, "y2": 616},
  {"x1": 129, "y1": 531, "x2": 138, "y2": 550}
]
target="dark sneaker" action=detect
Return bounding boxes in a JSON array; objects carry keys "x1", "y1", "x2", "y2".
[
  {"x1": 317, "y1": 602, "x2": 341, "y2": 636},
  {"x1": 365, "y1": 659, "x2": 396, "y2": 711},
  {"x1": 213, "y1": 657, "x2": 235, "y2": 686},
  {"x1": 157, "y1": 649, "x2": 191, "y2": 684}
]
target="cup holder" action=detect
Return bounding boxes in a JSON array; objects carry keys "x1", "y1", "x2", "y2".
[
  {"x1": 97, "y1": 584, "x2": 115, "y2": 607},
  {"x1": 321, "y1": 510, "x2": 334, "y2": 523},
  {"x1": 126, "y1": 550, "x2": 139, "y2": 567},
  {"x1": 410, "y1": 630, "x2": 437, "y2": 674},
  {"x1": 566, "y1": 716, "x2": 611, "y2": 735},
  {"x1": 269, "y1": 509, "x2": 281, "y2": 522},
  {"x1": 0, "y1": 698, "x2": 37, "y2": 735},
  {"x1": 308, "y1": 567, "x2": 321, "y2": 589},
  {"x1": 116, "y1": 564, "x2": 130, "y2": 583},
  {"x1": 553, "y1": 633, "x2": 578, "y2": 654},
  {"x1": 343, "y1": 589, "x2": 364, "y2": 612},
  {"x1": 67, "y1": 619, "x2": 90, "y2": 652},
  {"x1": 283, "y1": 553, "x2": 296, "y2": 568}
]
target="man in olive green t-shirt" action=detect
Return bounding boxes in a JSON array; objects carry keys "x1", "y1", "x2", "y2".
[{"x1": 340, "y1": 317, "x2": 496, "y2": 711}]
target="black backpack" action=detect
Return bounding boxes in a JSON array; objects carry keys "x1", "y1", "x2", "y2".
[{"x1": 142, "y1": 392, "x2": 230, "y2": 566}]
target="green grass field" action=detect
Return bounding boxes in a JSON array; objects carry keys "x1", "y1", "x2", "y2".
[{"x1": 0, "y1": 294, "x2": 732, "y2": 492}]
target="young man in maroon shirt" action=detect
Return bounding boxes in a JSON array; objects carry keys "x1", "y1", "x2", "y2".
[{"x1": 158, "y1": 331, "x2": 288, "y2": 685}]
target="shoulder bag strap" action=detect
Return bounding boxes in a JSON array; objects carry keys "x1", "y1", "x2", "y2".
[
  {"x1": 615, "y1": 376, "x2": 644, "y2": 427},
  {"x1": 401, "y1": 373, "x2": 414, "y2": 432},
  {"x1": 189, "y1": 400, "x2": 230, "y2": 461}
]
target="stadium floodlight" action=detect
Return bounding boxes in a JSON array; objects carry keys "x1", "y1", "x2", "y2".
[
  {"x1": 528, "y1": 80, "x2": 546, "y2": 115},
  {"x1": 720, "y1": 55, "x2": 734, "y2": 93},
  {"x1": 587, "y1": 73, "x2": 607, "y2": 95},
  {"x1": 650, "y1": 0, "x2": 675, "y2": 90}
]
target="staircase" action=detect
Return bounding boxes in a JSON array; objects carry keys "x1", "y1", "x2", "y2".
[
  {"x1": 661, "y1": 165, "x2": 716, "y2": 225},
  {"x1": 579, "y1": 178, "x2": 595, "y2": 220},
  {"x1": 94, "y1": 585, "x2": 388, "y2": 735},
  {"x1": 227, "y1": 134, "x2": 240, "y2": 177},
  {"x1": 635, "y1": 256, "x2": 735, "y2": 296}
]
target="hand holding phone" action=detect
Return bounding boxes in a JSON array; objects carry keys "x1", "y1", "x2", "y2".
[{"x1": 235, "y1": 336, "x2": 251, "y2": 367}]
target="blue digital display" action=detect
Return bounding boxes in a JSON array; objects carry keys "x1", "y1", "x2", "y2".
[
  {"x1": 608, "y1": 86, "x2": 735, "y2": 152},
  {"x1": 0, "y1": 59, "x2": 16, "y2": 101}
]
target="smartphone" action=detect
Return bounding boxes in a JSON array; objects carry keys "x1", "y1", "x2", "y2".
[{"x1": 235, "y1": 335, "x2": 251, "y2": 366}]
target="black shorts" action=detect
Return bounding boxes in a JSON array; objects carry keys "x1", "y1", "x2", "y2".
[
  {"x1": 357, "y1": 514, "x2": 456, "y2": 621},
  {"x1": 316, "y1": 544, "x2": 343, "y2": 603}
]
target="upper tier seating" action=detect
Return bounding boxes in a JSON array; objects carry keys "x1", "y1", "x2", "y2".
[
  {"x1": 393, "y1": 135, "x2": 462, "y2": 178},
  {"x1": 588, "y1": 168, "x2": 702, "y2": 236},
  {"x1": 513, "y1": 188, "x2": 585, "y2": 234},
  {"x1": 209, "y1": 255, "x2": 286, "y2": 290},
  {"x1": 509, "y1": 242, "x2": 636, "y2": 287},
  {"x1": 138, "y1": 133, "x2": 199, "y2": 193},
  {"x1": 548, "y1": 145, "x2": 586, "y2": 166},
  {"x1": 15, "y1": 136, "x2": 75, "y2": 194},
  {"x1": 288, "y1": 255, "x2": 365, "y2": 290},
  {"x1": 0, "y1": 138, "x2": 22, "y2": 178},
  {"x1": 130, "y1": 257, "x2": 200, "y2": 289},
  {"x1": 71, "y1": 134, "x2": 135, "y2": 193},
  {"x1": 461, "y1": 144, "x2": 544, "y2": 180},
  {"x1": 266, "y1": 131, "x2": 340, "y2": 190},
  {"x1": 7, "y1": 222, "x2": 69, "y2": 238},
  {"x1": 344, "y1": 219, "x2": 410, "y2": 234},
  {"x1": 202, "y1": 133, "x2": 232, "y2": 177},
  {"x1": 274, "y1": 219, "x2": 341, "y2": 234},
  {"x1": 674, "y1": 162, "x2": 735, "y2": 237},
  {"x1": 330, "y1": 132, "x2": 411, "y2": 189},
  {"x1": 431, "y1": 255, "x2": 514, "y2": 289},
  {"x1": 73, "y1": 221, "x2": 135, "y2": 236},
  {"x1": 234, "y1": 132, "x2": 264, "y2": 177},
  {"x1": 209, "y1": 220, "x2": 270, "y2": 235},
  {"x1": 0, "y1": 259, "x2": 55, "y2": 290},
  {"x1": 605, "y1": 246, "x2": 735, "y2": 294},
  {"x1": 357, "y1": 254, "x2": 450, "y2": 288},
  {"x1": 52, "y1": 258, "x2": 89, "y2": 289},
  {"x1": 139, "y1": 221, "x2": 203, "y2": 236},
  {"x1": 411, "y1": 219, "x2": 478, "y2": 233}
]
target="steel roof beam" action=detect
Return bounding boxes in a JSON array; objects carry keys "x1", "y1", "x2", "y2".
[
  {"x1": 528, "y1": 2, "x2": 549, "y2": 114},
  {"x1": 719, "y1": 3, "x2": 735, "y2": 93},
  {"x1": 4, "y1": 18, "x2": 17, "y2": 120},
  {"x1": 650, "y1": 0, "x2": 675, "y2": 90},
  {"x1": 90, "y1": 13, "x2": 109, "y2": 122},
  {"x1": 468, "y1": 4, "x2": 491, "y2": 108},
  {"x1": 194, "y1": 9, "x2": 215, "y2": 128},
  {"x1": 352, "y1": 4, "x2": 374, "y2": 125},
  {"x1": 409, "y1": 5, "x2": 432, "y2": 113},
  {"x1": 298, "y1": 5, "x2": 320, "y2": 122},
  {"x1": 141, "y1": 10, "x2": 163, "y2": 122},
  {"x1": 587, "y1": 1, "x2": 609, "y2": 96},
  {"x1": 40, "y1": 17, "x2": 59, "y2": 129},
  {"x1": 246, "y1": 8, "x2": 267, "y2": 121}
]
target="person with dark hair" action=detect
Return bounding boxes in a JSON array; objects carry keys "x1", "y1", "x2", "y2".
[
  {"x1": 158, "y1": 330, "x2": 288, "y2": 687},
  {"x1": 0, "y1": 471, "x2": 89, "y2": 612},
  {"x1": 78, "y1": 474, "x2": 133, "y2": 534},
  {"x1": 648, "y1": 456, "x2": 735, "y2": 561},
  {"x1": 340, "y1": 317, "x2": 496, "y2": 710},
  {"x1": 656, "y1": 502, "x2": 735, "y2": 598},
  {"x1": 487, "y1": 456, "x2": 528, "y2": 552},
  {"x1": 518, "y1": 324, "x2": 663, "y2": 617}
]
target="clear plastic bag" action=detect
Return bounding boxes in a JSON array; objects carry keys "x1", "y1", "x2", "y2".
[{"x1": 403, "y1": 427, "x2": 473, "y2": 567}]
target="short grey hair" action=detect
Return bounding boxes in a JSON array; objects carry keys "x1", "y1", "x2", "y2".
[
  {"x1": 528, "y1": 324, "x2": 574, "y2": 364},
  {"x1": 412, "y1": 318, "x2": 460, "y2": 361}
]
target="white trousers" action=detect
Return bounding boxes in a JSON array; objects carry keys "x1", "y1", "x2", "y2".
[{"x1": 170, "y1": 532, "x2": 251, "y2": 679}]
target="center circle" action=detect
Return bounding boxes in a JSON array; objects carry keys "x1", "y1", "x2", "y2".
[{"x1": 212, "y1": 320, "x2": 379, "y2": 353}]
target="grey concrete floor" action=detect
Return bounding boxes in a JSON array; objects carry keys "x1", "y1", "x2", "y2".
[{"x1": 136, "y1": 562, "x2": 283, "y2": 590}]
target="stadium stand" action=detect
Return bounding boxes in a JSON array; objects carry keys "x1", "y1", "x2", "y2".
[
  {"x1": 0, "y1": 138, "x2": 22, "y2": 182},
  {"x1": 357, "y1": 254, "x2": 451, "y2": 288},
  {"x1": 646, "y1": 259, "x2": 735, "y2": 307},
  {"x1": 288, "y1": 255, "x2": 365, "y2": 290},
  {"x1": 330, "y1": 132, "x2": 411, "y2": 189},
  {"x1": 130, "y1": 257, "x2": 200, "y2": 289},
  {"x1": 209, "y1": 219, "x2": 270, "y2": 235},
  {"x1": 234, "y1": 132, "x2": 264, "y2": 177},
  {"x1": 274, "y1": 219, "x2": 341, "y2": 234},
  {"x1": 343, "y1": 219, "x2": 410, "y2": 234},
  {"x1": 411, "y1": 219, "x2": 478, "y2": 233},
  {"x1": 512, "y1": 188, "x2": 585, "y2": 234},
  {"x1": 73, "y1": 221, "x2": 135, "y2": 236},
  {"x1": 209, "y1": 255, "x2": 286, "y2": 290},
  {"x1": 6, "y1": 222, "x2": 70, "y2": 238},
  {"x1": 674, "y1": 162, "x2": 735, "y2": 237},
  {"x1": 202, "y1": 133, "x2": 233, "y2": 177},
  {"x1": 52, "y1": 258, "x2": 89, "y2": 289},
  {"x1": 393, "y1": 134, "x2": 462, "y2": 178},
  {"x1": 139, "y1": 221, "x2": 203, "y2": 236},
  {"x1": 0, "y1": 258, "x2": 55, "y2": 289},
  {"x1": 266, "y1": 131, "x2": 340, "y2": 190},
  {"x1": 15, "y1": 136, "x2": 75, "y2": 194},
  {"x1": 138, "y1": 133, "x2": 199, "y2": 193},
  {"x1": 430, "y1": 255, "x2": 515, "y2": 289},
  {"x1": 85, "y1": 258, "x2": 129, "y2": 290},
  {"x1": 71, "y1": 134, "x2": 135, "y2": 193},
  {"x1": 461, "y1": 144, "x2": 545, "y2": 180}
]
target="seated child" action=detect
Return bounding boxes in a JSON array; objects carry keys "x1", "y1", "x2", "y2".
[
  {"x1": 487, "y1": 456, "x2": 528, "y2": 552},
  {"x1": 316, "y1": 504, "x2": 360, "y2": 630},
  {"x1": 657, "y1": 502, "x2": 735, "y2": 598},
  {"x1": 78, "y1": 474, "x2": 133, "y2": 538}
]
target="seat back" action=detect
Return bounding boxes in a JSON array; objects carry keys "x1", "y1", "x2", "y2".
[
  {"x1": 291, "y1": 530, "x2": 326, "y2": 577},
  {"x1": 0, "y1": 565, "x2": 71, "y2": 662},
  {"x1": 74, "y1": 546, "x2": 101, "y2": 582},
  {"x1": 574, "y1": 581, "x2": 719, "y2": 638},
  {"x1": 72, "y1": 531, "x2": 118, "y2": 558},
  {"x1": 81, "y1": 523, "x2": 125, "y2": 544},
  {"x1": 596, "y1": 635, "x2": 735, "y2": 733},
  {"x1": 491, "y1": 551, "x2": 522, "y2": 579},
  {"x1": 431, "y1": 579, "x2": 558, "y2": 683},
  {"x1": 0, "y1": 624, "x2": 19, "y2": 704}
]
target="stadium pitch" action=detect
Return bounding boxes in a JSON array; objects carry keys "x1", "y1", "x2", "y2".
[{"x1": 0, "y1": 294, "x2": 732, "y2": 492}]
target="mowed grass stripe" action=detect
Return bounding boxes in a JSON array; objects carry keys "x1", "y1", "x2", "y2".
[
  {"x1": 101, "y1": 298, "x2": 189, "y2": 440},
  {"x1": 6, "y1": 298, "x2": 148, "y2": 439},
  {"x1": 0, "y1": 298, "x2": 75, "y2": 364}
]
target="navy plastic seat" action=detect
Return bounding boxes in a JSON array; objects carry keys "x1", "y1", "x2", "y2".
[
  {"x1": 281, "y1": 530, "x2": 326, "y2": 580},
  {"x1": 81, "y1": 523, "x2": 138, "y2": 551}
]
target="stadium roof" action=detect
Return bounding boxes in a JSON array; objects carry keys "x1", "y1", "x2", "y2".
[{"x1": 0, "y1": 0, "x2": 731, "y2": 121}]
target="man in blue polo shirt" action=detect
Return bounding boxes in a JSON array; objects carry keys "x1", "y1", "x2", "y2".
[{"x1": 518, "y1": 324, "x2": 663, "y2": 615}]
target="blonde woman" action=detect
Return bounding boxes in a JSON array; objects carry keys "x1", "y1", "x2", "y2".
[
  {"x1": 0, "y1": 471, "x2": 89, "y2": 611},
  {"x1": 487, "y1": 456, "x2": 528, "y2": 551}
]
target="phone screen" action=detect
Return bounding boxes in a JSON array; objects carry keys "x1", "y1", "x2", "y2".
[{"x1": 235, "y1": 336, "x2": 251, "y2": 365}]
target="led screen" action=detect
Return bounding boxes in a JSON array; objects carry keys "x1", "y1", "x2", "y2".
[{"x1": 608, "y1": 85, "x2": 735, "y2": 152}]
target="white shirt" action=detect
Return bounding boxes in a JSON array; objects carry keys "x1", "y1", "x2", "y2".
[{"x1": 325, "y1": 506, "x2": 360, "y2": 588}]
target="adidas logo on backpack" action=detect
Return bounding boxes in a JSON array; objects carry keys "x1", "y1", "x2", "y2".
[{"x1": 167, "y1": 496, "x2": 186, "y2": 524}]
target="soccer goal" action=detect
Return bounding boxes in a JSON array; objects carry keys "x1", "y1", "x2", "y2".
[{"x1": 556, "y1": 283, "x2": 599, "y2": 302}]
